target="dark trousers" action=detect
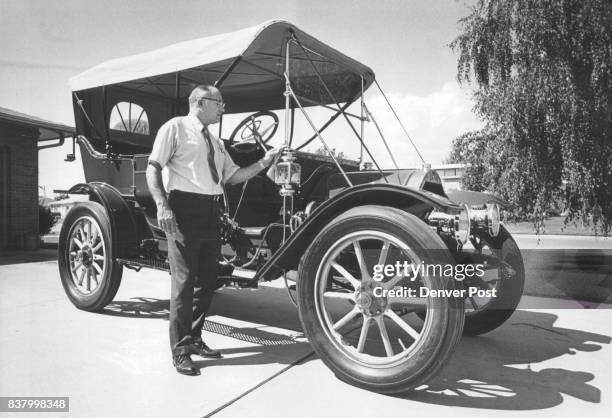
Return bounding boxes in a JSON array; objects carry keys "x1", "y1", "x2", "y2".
[{"x1": 167, "y1": 190, "x2": 221, "y2": 356}]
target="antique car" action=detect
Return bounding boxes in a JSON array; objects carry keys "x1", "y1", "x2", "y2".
[{"x1": 58, "y1": 20, "x2": 524, "y2": 393}]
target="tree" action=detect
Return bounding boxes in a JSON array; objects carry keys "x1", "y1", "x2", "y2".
[
  {"x1": 446, "y1": 130, "x2": 493, "y2": 192},
  {"x1": 313, "y1": 146, "x2": 347, "y2": 160},
  {"x1": 451, "y1": 0, "x2": 612, "y2": 233},
  {"x1": 112, "y1": 119, "x2": 149, "y2": 134}
]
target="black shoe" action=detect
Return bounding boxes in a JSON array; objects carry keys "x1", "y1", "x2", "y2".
[
  {"x1": 190, "y1": 340, "x2": 222, "y2": 358},
  {"x1": 173, "y1": 354, "x2": 199, "y2": 375}
]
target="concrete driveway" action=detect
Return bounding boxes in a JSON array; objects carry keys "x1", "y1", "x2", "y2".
[{"x1": 1, "y1": 255, "x2": 611, "y2": 417}]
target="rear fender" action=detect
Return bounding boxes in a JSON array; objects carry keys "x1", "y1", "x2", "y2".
[
  {"x1": 68, "y1": 182, "x2": 139, "y2": 258},
  {"x1": 258, "y1": 183, "x2": 461, "y2": 279}
]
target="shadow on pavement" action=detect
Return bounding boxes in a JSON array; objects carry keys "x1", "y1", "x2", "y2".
[
  {"x1": 104, "y1": 285, "x2": 303, "y2": 330},
  {"x1": 522, "y1": 249, "x2": 612, "y2": 304},
  {"x1": 103, "y1": 286, "x2": 315, "y2": 371},
  {"x1": 105, "y1": 297, "x2": 169, "y2": 319},
  {"x1": 103, "y1": 286, "x2": 611, "y2": 409},
  {"x1": 399, "y1": 310, "x2": 611, "y2": 409},
  {"x1": 191, "y1": 344, "x2": 315, "y2": 371},
  {"x1": 0, "y1": 249, "x2": 57, "y2": 265}
]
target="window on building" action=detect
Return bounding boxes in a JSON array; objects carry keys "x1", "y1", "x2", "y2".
[{"x1": 109, "y1": 102, "x2": 149, "y2": 134}]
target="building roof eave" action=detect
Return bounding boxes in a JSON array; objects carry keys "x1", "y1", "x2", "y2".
[{"x1": 0, "y1": 106, "x2": 75, "y2": 141}]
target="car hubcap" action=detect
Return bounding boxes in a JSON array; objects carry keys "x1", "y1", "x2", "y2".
[
  {"x1": 67, "y1": 216, "x2": 106, "y2": 294},
  {"x1": 314, "y1": 231, "x2": 433, "y2": 367},
  {"x1": 355, "y1": 281, "x2": 388, "y2": 316}
]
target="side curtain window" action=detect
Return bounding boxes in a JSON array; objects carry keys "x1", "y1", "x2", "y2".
[{"x1": 109, "y1": 102, "x2": 149, "y2": 135}]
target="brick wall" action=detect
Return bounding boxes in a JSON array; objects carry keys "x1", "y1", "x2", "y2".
[{"x1": 0, "y1": 123, "x2": 39, "y2": 250}]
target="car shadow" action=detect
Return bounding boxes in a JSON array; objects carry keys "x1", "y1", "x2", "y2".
[
  {"x1": 104, "y1": 297, "x2": 170, "y2": 319},
  {"x1": 103, "y1": 286, "x2": 611, "y2": 410},
  {"x1": 104, "y1": 285, "x2": 304, "y2": 330},
  {"x1": 396, "y1": 310, "x2": 611, "y2": 410},
  {"x1": 189, "y1": 322, "x2": 314, "y2": 370},
  {"x1": 103, "y1": 285, "x2": 315, "y2": 370}
]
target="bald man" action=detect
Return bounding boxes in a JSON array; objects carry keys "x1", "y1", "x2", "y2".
[{"x1": 147, "y1": 85, "x2": 280, "y2": 375}]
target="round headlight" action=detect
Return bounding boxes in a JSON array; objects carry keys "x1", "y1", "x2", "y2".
[
  {"x1": 487, "y1": 203, "x2": 500, "y2": 237},
  {"x1": 456, "y1": 204, "x2": 471, "y2": 244}
]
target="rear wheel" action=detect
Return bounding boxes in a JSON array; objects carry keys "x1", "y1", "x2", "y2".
[
  {"x1": 297, "y1": 206, "x2": 464, "y2": 393},
  {"x1": 58, "y1": 201, "x2": 123, "y2": 311}
]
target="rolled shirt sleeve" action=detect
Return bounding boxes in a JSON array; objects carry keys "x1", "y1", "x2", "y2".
[
  {"x1": 221, "y1": 146, "x2": 240, "y2": 184},
  {"x1": 149, "y1": 119, "x2": 178, "y2": 169}
]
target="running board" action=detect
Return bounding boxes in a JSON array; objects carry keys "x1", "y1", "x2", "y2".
[
  {"x1": 218, "y1": 266, "x2": 258, "y2": 288},
  {"x1": 117, "y1": 258, "x2": 258, "y2": 285},
  {"x1": 117, "y1": 257, "x2": 170, "y2": 272}
]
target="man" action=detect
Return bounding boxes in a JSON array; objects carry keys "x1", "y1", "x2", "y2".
[{"x1": 146, "y1": 85, "x2": 280, "y2": 376}]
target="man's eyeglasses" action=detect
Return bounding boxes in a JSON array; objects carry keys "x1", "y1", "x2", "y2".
[{"x1": 198, "y1": 97, "x2": 225, "y2": 107}]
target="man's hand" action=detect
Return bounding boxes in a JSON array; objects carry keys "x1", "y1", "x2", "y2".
[
  {"x1": 227, "y1": 147, "x2": 283, "y2": 185},
  {"x1": 146, "y1": 163, "x2": 180, "y2": 236},
  {"x1": 260, "y1": 147, "x2": 282, "y2": 167},
  {"x1": 157, "y1": 203, "x2": 178, "y2": 235}
]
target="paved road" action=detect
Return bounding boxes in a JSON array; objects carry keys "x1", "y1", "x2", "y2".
[
  {"x1": 507, "y1": 235, "x2": 612, "y2": 305},
  {"x1": 1, "y1": 259, "x2": 611, "y2": 417}
]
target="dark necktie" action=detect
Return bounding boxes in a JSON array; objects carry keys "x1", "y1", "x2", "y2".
[{"x1": 202, "y1": 127, "x2": 220, "y2": 184}]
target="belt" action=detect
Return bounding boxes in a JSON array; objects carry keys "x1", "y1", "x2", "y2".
[{"x1": 170, "y1": 190, "x2": 222, "y2": 201}]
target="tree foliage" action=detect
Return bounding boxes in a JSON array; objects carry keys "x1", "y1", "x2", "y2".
[
  {"x1": 112, "y1": 118, "x2": 149, "y2": 134},
  {"x1": 39, "y1": 205, "x2": 57, "y2": 235},
  {"x1": 313, "y1": 146, "x2": 347, "y2": 160},
  {"x1": 446, "y1": 130, "x2": 493, "y2": 192},
  {"x1": 451, "y1": 0, "x2": 612, "y2": 233}
]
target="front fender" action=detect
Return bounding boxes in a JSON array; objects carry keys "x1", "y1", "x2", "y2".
[
  {"x1": 68, "y1": 182, "x2": 139, "y2": 258},
  {"x1": 446, "y1": 190, "x2": 511, "y2": 209},
  {"x1": 257, "y1": 183, "x2": 461, "y2": 280}
]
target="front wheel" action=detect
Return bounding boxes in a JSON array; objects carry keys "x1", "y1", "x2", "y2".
[
  {"x1": 297, "y1": 206, "x2": 464, "y2": 393},
  {"x1": 58, "y1": 201, "x2": 123, "y2": 312},
  {"x1": 462, "y1": 225, "x2": 525, "y2": 336}
]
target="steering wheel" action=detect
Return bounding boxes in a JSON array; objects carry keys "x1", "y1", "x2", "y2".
[{"x1": 228, "y1": 111, "x2": 279, "y2": 154}]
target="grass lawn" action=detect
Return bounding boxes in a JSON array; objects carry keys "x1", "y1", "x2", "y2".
[{"x1": 504, "y1": 216, "x2": 601, "y2": 235}]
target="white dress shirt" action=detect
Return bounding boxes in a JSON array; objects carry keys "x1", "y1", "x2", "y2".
[{"x1": 149, "y1": 114, "x2": 240, "y2": 195}]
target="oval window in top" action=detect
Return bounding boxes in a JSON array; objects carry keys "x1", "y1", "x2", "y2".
[{"x1": 109, "y1": 102, "x2": 149, "y2": 135}]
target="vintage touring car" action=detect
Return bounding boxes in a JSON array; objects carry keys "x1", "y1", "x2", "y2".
[{"x1": 59, "y1": 20, "x2": 524, "y2": 393}]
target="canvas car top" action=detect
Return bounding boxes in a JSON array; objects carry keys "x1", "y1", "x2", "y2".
[{"x1": 69, "y1": 19, "x2": 375, "y2": 113}]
